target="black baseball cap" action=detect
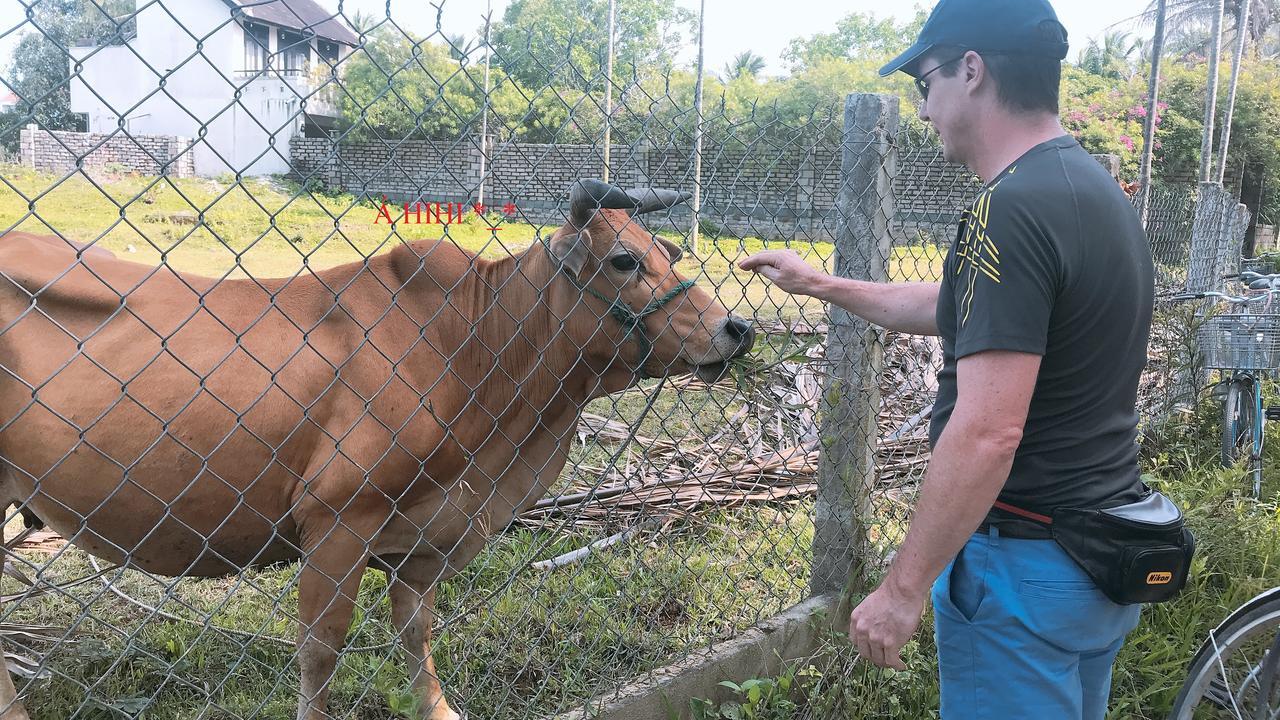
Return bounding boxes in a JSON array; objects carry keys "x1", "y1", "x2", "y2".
[{"x1": 879, "y1": 0, "x2": 1069, "y2": 77}]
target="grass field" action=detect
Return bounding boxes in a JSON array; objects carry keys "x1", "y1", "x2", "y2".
[
  {"x1": 0, "y1": 165, "x2": 944, "y2": 320},
  {"x1": 0, "y1": 503, "x2": 813, "y2": 719}
]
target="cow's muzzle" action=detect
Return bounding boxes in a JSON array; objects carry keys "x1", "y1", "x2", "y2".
[{"x1": 690, "y1": 315, "x2": 755, "y2": 382}]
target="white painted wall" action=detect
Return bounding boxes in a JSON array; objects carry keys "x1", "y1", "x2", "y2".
[{"x1": 69, "y1": 0, "x2": 333, "y2": 177}]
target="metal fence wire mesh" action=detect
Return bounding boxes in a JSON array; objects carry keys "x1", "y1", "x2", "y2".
[{"x1": 0, "y1": 1, "x2": 1249, "y2": 719}]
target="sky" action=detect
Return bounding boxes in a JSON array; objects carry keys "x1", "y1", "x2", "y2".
[{"x1": 0, "y1": 0, "x2": 1156, "y2": 79}]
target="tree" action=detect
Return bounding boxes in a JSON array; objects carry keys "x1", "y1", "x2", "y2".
[
  {"x1": 339, "y1": 30, "x2": 485, "y2": 141},
  {"x1": 347, "y1": 10, "x2": 381, "y2": 34},
  {"x1": 1217, "y1": 0, "x2": 1251, "y2": 181},
  {"x1": 1157, "y1": 57, "x2": 1280, "y2": 232},
  {"x1": 782, "y1": 10, "x2": 926, "y2": 72},
  {"x1": 1079, "y1": 31, "x2": 1146, "y2": 79},
  {"x1": 722, "y1": 51, "x2": 765, "y2": 80},
  {"x1": 1200, "y1": 0, "x2": 1224, "y2": 181},
  {"x1": 336, "y1": 21, "x2": 597, "y2": 145},
  {"x1": 1, "y1": 0, "x2": 135, "y2": 147},
  {"x1": 446, "y1": 33, "x2": 475, "y2": 62},
  {"x1": 489, "y1": 0, "x2": 695, "y2": 93},
  {"x1": 1143, "y1": 0, "x2": 1278, "y2": 56}
]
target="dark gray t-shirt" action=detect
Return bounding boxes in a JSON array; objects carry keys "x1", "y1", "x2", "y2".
[{"x1": 929, "y1": 135, "x2": 1153, "y2": 513}]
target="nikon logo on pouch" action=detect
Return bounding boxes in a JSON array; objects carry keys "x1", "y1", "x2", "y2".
[{"x1": 1147, "y1": 571, "x2": 1174, "y2": 585}]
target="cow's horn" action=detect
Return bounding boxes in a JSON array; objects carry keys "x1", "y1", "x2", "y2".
[
  {"x1": 569, "y1": 179, "x2": 639, "y2": 227},
  {"x1": 625, "y1": 187, "x2": 692, "y2": 215}
]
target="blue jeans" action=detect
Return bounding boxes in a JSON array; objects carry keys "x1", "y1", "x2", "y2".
[{"x1": 931, "y1": 526, "x2": 1142, "y2": 719}]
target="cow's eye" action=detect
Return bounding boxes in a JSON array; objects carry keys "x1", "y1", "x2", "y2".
[{"x1": 610, "y1": 254, "x2": 640, "y2": 272}]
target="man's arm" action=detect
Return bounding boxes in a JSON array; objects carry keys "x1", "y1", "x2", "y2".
[
  {"x1": 739, "y1": 250, "x2": 940, "y2": 336},
  {"x1": 848, "y1": 348, "x2": 1041, "y2": 669}
]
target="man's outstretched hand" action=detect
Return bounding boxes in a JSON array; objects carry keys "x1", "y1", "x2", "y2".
[{"x1": 739, "y1": 250, "x2": 824, "y2": 297}]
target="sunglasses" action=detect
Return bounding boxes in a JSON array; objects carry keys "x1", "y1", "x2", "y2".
[{"x1": 914, "y1": 54, "x2": 968, "y2": 100}]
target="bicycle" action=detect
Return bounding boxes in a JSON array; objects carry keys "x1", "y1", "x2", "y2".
[
  {"x1": 1169, "y1": 272, "x2": 1280, "y2": 497},
  {"x1": 1169, "y1": 586, "x2": 1280, "y2": 718}
]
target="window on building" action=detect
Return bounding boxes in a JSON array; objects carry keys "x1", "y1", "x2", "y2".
[
  {"x1": 243, "y1": 22, "x2": 270, "y2": 72},
  {"x1": 277, "y1": 30, "x2": 311, "y2": 75}
]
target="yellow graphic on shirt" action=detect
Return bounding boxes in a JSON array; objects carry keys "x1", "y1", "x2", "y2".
[{"x1": 955, "y1": 177, "x2": 1007, "y2": 326}]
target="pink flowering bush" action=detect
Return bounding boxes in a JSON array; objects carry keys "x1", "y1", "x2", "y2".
[{"x1": 1059, "y1": 66, "x2": 1152, "y2": 177}]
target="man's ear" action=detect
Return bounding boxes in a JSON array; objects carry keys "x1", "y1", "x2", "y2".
[
  {"x1": 965, "y1": 51, "x2": 985, "y2": 89},
  {"x1": 550, "y1": 228, "x2": 591, "y2": 276}
]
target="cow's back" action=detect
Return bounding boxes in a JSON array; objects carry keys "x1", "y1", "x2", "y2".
[{"x1": 0, "y1": 234, "x2": 372, "y2": 574}]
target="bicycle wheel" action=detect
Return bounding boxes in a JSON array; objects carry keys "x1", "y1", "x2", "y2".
[
  {"x1": 1169, "y1": 591, "x2": 1280, "y2": 719},
  {"x1": 1223, "y1": 379, "x2": 1257, "y2": 469}
]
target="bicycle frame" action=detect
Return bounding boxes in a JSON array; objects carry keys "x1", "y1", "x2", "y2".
[{"x1": 1230, "y1": 370, "x2": 1266, "y2": 497}]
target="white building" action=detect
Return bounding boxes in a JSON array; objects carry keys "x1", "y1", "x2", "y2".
[{"x1": 69, "y1": 0, "x2": 357, "y2": 177}]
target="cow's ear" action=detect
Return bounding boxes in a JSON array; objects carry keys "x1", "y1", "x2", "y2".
[{"x1": 550, "y1": 228, "x2": 591, "y2": 276}]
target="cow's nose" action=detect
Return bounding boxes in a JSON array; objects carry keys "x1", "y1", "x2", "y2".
[{"x1": 724, "y1": 316, "x2": 755, "y2": 352}]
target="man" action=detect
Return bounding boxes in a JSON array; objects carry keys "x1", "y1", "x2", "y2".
[{"x1": 739, "y1": 0, "x2": 1154, "y2": 716}]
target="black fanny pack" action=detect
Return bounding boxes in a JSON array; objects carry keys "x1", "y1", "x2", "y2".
[{"x1": 994, "y1": 488, "x2": 1195, "y2": 605}]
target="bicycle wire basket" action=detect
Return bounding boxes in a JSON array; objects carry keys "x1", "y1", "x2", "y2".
[
  {"x1": 1198, "y1": 313, "x2": 1280, "y2": 370},
  {"x1": 1241, "y1": 256, "x2": 1278, "y2": 275}
]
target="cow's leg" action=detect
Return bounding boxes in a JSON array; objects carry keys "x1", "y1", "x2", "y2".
[
  {"x1": 295, "y1": 526, "x2": 372, "y2": 720},
  {"x1": 0, "y1": 520, "x2": 30, "y2": 720},
  {"x1": 389, "y1": 558, "x2": 458, "y2": 720}
]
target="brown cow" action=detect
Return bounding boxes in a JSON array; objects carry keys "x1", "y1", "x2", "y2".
[{"x1": 0, "y1": 180, "x2": 754, "y2": 720}]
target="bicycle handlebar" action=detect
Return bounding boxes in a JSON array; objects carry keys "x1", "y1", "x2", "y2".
[
  {"x1": 1166, "y1": 290, "x2": 1280, "y2": 304},
  {"x1": 1164, "y1": 272, "x2": 1280, "y2": 304},
  {"x1": 1237, "y1": 271, "x2": 1280, "y2": 290}
]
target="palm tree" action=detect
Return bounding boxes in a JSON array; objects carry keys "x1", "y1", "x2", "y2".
[
  {"x1": 722, "y1": 51, "x2": 765, "y2": 80},
  {"x1": 1079, "y1": 31, "x2": 1145, "y2": 78},
  {"x1": 1216, "y1": 0, "x2": 1251, "y2": 182},
  {"x1": 348, "y1": 10, "x2": 380, "y2": 35},
  {"x1": 1200, "y1": 0, "x2": 1224, "y2": 181},
  {"x1": 1142, "y1": 0, "x2": 1276, "y2": 54},
  {"x1": 446, "y1": 33, "x2": 474, "y2": 62}
]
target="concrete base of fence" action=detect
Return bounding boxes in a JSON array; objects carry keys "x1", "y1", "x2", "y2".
[{"x1": 550, "y1": 593, "x2": 838, "y2": 720}]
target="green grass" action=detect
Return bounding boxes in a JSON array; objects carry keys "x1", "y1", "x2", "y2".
[{"x1": 1, "y1": 505, "x2": 814, "y2": 719}]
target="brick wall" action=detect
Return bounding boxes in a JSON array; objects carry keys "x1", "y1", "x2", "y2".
[
  {"x1": 20, "y1": 125, "x2": 195, "y2": 178},
  {"x1": 294, "y1": 136, "x2": 1124, "y2": 244}
]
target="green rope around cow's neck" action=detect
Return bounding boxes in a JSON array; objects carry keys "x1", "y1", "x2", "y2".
[{"x1": 543, "y1": 240, "x2": 696, "y2": 377}]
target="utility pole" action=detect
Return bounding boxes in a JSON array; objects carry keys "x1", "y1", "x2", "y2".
[
  {"x1": 691, "y1": 0, "x2": 706, "y2": 255},
  {"x1": 602, "y1": 0, "x2": 615, "y2": 182},
  {"x1": 478, "y1": 0, "x2": 492, "y2": 207},
  {"x1": 1138, "y1": 0, "x2": 1166, "y2": 221}
]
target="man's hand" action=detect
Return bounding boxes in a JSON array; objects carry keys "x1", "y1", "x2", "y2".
[
  {"x1": 848, "y1": 579, "x2": 928, "y2": 671},
  {"x1": 738, "y1": 250, "x2": 823, "y2": 296}
]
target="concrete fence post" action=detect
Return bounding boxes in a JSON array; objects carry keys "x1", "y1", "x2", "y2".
[
  {"x1": 811, "y1": 93, "x2": 898, "y2": 610},
  {"x1": 1188, "y1": 182, "x2": 1233, "y2": 293}
]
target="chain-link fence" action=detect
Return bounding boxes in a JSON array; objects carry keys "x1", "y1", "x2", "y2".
[
  {"x1": 0, "y1": 2, "x2": 846, "y2": 718},
  {"x1": 0, "y1": 2, "x2": 1254, "y2": 719}
]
